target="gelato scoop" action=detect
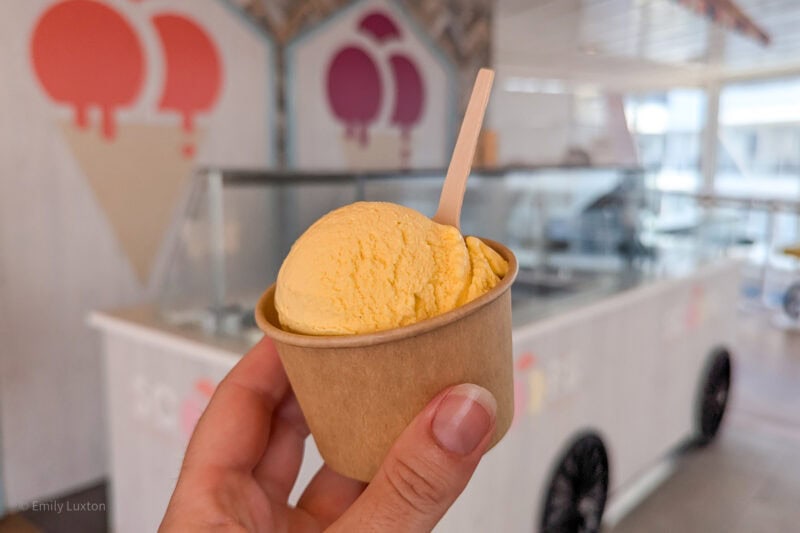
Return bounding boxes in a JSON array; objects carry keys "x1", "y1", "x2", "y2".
[{"x1": 275, "y1": 201, "x2": 509, "y2": 335}]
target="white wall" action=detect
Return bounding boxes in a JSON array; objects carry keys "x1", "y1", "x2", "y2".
[
  {"x1": 488, "y1": 68, "x2": 638, "y2": 167},
  {"x1": 0, "y1": 0, "x2": 275, "y2": 506},
  {"x1": 488, "y1": 78, "x2": 574, "y2": 165}
]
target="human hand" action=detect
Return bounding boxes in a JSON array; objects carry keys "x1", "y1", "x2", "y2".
[{"x1": 160, "y1": 336, "x2": 497, "y2": 532}]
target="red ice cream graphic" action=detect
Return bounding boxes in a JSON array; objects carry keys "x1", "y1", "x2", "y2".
[
  {"x1": 358, "y1": 11, "x2": 401, "y2": 42},
  {"x1": 325, "y1": 10, "x2": 426, "y2": 166},
  {"x1": 31, "y1": 0, "x2": 145, "y2": 140},
  {"x1": 153, "y1": 13, "x2": 222, "y2": 156},
  {"x1": 29, "y1": 1, "x2": 225, "y2": 282}
]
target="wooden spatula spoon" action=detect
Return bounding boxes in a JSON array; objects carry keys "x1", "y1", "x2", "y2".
[{"x1": 432, "y1": 68, "x2": 495, "y2": 230}]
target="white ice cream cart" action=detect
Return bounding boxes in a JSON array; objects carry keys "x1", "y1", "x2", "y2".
[
  {"x1": 90, "y1": 167, "x2": 739, "y2": 532},
  {"x1": 90, "y1": 256, "x2": 737, "y2": 532}
]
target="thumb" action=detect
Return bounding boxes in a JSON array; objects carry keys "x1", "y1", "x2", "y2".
[{"x1": 330, "y1": 384, "x2": 497, "y2": 533}]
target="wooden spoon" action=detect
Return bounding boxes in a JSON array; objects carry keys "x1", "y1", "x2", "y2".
[{"x1": 432, "y1": 68, "x2": 495, "y2": 230}]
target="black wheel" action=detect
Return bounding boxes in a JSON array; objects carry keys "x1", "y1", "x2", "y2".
[
  {"x1": 783, "y1": 282, "x2": 800, "y2": 320},
  {"x1": 541, "y1": 434, "x2": 609, "y2": 533},
  {"x1": 696, "y1": 349, "x2": 732, "y2": 446}
]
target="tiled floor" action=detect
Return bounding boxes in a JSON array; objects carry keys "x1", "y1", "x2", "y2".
[
  {"x1": 1, "y1": 315, "x2": 798, "y2": 533},
  {"x1": 609, "y1": 315, "x2": 800, "y2": 533}
]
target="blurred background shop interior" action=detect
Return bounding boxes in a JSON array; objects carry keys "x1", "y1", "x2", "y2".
[{"x1": 2, "y1": 0, "x2": 800, "y2": 532}]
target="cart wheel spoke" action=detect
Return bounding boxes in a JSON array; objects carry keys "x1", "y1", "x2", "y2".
[
  {"x1": 697, "y1": 349, "x2": 732, "y2": 445},
  {"x1": 542, "y1": 434, "x2": 609, "y2": 533},
  {"x1": 783, "y1": 283, "x2": 800, "y2": 319}
]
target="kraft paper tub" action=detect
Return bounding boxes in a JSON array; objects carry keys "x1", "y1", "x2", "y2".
[{"x1": 255, "y1": 238, "x2": 518, "y2": 481}]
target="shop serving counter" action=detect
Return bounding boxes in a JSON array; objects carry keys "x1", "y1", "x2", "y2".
[
  {"x1": 91, "y1": 166, "x2": 740, "y2": 532},
  {"x1": 154, "y1": 165, "x2": 648, "y2": 340}
]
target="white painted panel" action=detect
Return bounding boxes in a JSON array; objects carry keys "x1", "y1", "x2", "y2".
[
  {"x1": 95, "y1": 260, "x2": 740, "y2": 531},
  {"x1": 0, "y1": 0, "x2": 276, "y2": 506}
]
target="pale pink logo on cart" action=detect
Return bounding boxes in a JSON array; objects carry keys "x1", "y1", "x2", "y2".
[
  {"x1": 512, "y1": 351, "x2": 552, "y2": 426},
  {"x1": 325, "y1": 10, "x2": 426, "y2": 166},
  {"x1": 685, "y1": 285, "x2": 707, "y2": 330},
  {"x1": 180, "y1": 379, "x2": 216, "y2": 439},
  {"x1": 512, "y1": 353, "x2": 536, "y2": 425}
]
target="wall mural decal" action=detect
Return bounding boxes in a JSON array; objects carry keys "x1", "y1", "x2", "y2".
[
  {"x1": 152, "y1": 13, "x2": 222, "y2": 157},
  {"x1": 29, "y1": 0, "x2": 225, "y2": 283},
  {"x1": 236, "y1": 0, "x2": 491, "y2": 112},
  {"x1": 31, "y1": 0, "x2": 146, "y2": 140},
  {"x1": 326, "y1": 45, "x2": 384, "y2": 147},
  {"x1": 2, "y1": 1, "x2": 274, "y2": 506},
  {"x1": 287, "y1": 0, "x2": 452, "y2": 171},
  {"x1": 325, "y1": 10, "x2": 426, "y2": 166}
]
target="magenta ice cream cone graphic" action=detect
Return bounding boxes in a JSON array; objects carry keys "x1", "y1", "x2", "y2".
[
  {"x1": 59, "y1": 120, "x2": 205, "y2": 281},
  {"x1": 288, "y1": 1, "x2": 450, "y2": 171},
  {"x1": 325, "y1": 10, "x2": 425, "y2": 169}
]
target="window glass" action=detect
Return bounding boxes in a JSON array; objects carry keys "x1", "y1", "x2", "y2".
[
  {"x1": 717, "y1": 76, "x2": 800, "y2": 199},
  {"x1": 625, "y1": 89, "x2": 706, "y2": 191}
]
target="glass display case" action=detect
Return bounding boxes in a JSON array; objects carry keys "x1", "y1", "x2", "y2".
[
  {"x1": 645, "y1": 189, "x2": 800, "y2": 319},
  {"x1": 160, "y1": 165, "x2": 790, "y2": 339}
]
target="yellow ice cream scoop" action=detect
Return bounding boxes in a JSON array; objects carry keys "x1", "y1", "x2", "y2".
[
  {"x1": 275, "y1": 201, "x2": 508, "y2": 335},
  {"x1": 256, "y1": 69, "x2": 515, "y2": 482}
]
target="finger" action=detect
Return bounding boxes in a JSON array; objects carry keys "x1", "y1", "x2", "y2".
[
  {"x1": 329, "y1": 384, "x2": 497, "y2": 533},
  {"x1": 296, "y1": 465, "x2": 366, "y2": 528},
  {"x1": 253, "y1": 392, "x2": 310, "y2": 500},
  {"x1": 183, "y1": 336, "x2": 290, "y2": 473}
]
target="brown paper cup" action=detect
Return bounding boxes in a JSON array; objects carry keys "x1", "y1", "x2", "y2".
[{"x1": 255, "y1": 238, "x2": 517, "y2": 481}]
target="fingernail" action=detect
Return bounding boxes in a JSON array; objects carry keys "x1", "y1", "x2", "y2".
[{"x1": 432, "y1": 384, "x2": 497, "y2": 455}]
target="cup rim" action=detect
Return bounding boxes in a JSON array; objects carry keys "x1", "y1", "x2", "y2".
[{"x1": 254, "y1": 238, "x2": 518, "y2": 348}]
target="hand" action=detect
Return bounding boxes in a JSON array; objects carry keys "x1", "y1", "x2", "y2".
[{"x1": 160, "y1": 336, "x2": 497, "y2": 532}]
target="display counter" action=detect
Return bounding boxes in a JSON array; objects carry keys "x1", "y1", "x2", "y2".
[{"x1": 91, "y1": 250, "x2": 739, "y2": 532}]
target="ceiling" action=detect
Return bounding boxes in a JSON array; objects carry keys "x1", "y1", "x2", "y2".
[{"x1": 495, "y1": 0, "x2": 800, "y2": 91}]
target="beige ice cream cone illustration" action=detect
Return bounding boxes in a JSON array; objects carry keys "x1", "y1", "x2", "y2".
[
  {"x1": 340, "y1": 131, "x2": 404, "y2": 170},
  {"x1": 60, "y1": 120, "x2": 204, "y2": 283}
]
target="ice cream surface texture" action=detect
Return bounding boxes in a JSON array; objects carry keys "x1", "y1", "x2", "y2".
[{"x1": 275, "y1": 201, "x2": 509, "y2": 335}]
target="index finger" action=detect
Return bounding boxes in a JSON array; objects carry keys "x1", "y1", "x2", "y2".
[{"x1": 183, "y1": 335, "x2": 290, "y2": 472}]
